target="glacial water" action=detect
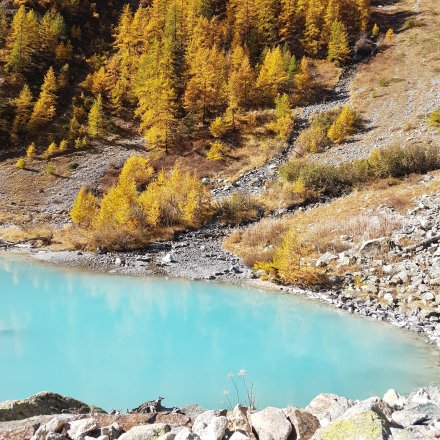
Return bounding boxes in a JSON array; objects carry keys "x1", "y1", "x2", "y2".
[{"x1": 1, "y1": 253, "x2": 439, "y2": 411}]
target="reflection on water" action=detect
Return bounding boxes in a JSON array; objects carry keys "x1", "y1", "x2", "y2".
[{"x1": 0, "y1": 253, "x2": 439, "y2": 411}]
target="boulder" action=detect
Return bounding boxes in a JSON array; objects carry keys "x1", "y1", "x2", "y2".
[
  {"x1": 391, "y1": 409, "x2": 428, "y2": 428},
  {"x1": 0, "y1": 392, "x2": 104, "y2": 422},
  {"x1": 250, "y1": 407, "x2": 292, "y2": 440},
  {"x1": 192, "y1": 411, "x2": 228, "y2": 440},
  {"x1": 155, "y1": 412, "x2": 191, "y2": 426},
  {"x1": 383, "y1": 389, "x2": 406, "y2": 409},
  {"x1": 118, "y1": 423, "x2": 171, "y2": 440},
  {"x1": 229, "y1": 432, "x2": 252, "y2": 440},
  {"x1": 359, "y1": 238, "x2": 388, "y2": 254},
  {"x1": 340, "y1": 397, "x2": 393, "y2": 421},
  {"x1": 174, "y1": 427, "x2": 201, "y2": 440},
  {"x1": 390, "y1": 426, "x2": 433, "y2": 439},
  {"x1": 306, "y1": 394, "x2": 354, "y2": 427},
  {"x1": 286, "y1": 407, "x2": 320, "y2": 440},
  {"x1": 311, "y1": 410, "x2": 390, "y2": 440},
  {"x1": 227, "y1": 405, "x2": 253, "y2": 438},
  {"x1": 67, "y1": 417, "x2": 100, "y2": 440}
]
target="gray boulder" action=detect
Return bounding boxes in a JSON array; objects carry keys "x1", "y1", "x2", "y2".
[
  {"x1": 390, "y1": 426, "x2": 433, "y2": 439},
  {"x1": 193, "y1": 410, "x2": 228, "y2": 440},
  {"x1": 340, "y1": 397, "x2": 393, "y2": 421},
  {"x1": 67, "y1": 417, "x2": 99, "y2": 440},
  {"x1": 227, "y1": 405, "x2": 253, "y2": 438},
  {"x1": 118, "y1": 424, "x2": 171, "y2": 440},
  {"x1": 306, "y1": 394, "x2": 354, "y2": 427},
  {"x1": 250, "y1": 407, "x2": 292, "y2": 440},
  {"x1": 174, "y1": 427, "x2": 201, "y2": 440},
  {"x1": 383, "y1": 389, "x2": 407, "y2": 409},
  {"x1": 391, "y1": 409, "x2": 429, "y2": 428},
  {"x1": 0, "y1": 392, "x2": 104, "y2": 422}
]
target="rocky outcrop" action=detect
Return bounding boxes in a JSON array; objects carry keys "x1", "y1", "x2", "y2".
[
  {"x1": 2, "y1": 388, "x2": 440, "y2": 440},
  {"x1": 0, "y1": 392, "x2": 105, "y2": 423}
]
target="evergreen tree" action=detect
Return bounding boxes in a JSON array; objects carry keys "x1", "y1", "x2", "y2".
[
  {"x1": 88, "y1": 94, "x2": 105, "y2": 137},
  {"x1": 29, "y1": 67, "x2": 58, "y2": 130},
  {"x1": 327, "y1": 20, "x2": 350, "y2": 64},
  {"x1": 11, "y1": 84, "x2": 33, "y2": 145}
]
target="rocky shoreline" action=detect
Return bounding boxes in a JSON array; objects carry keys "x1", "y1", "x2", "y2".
[{"x1": 2, "y1": 388, "x2": 440, "y2": 440}]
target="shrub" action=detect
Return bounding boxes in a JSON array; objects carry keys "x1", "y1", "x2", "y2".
[
  {"x1": 384, "y1": 28, "x2": 395, "y2": 44},
  {"x1": 267, "y1": 94, "x2": 294, "y2": 141},
  {"x1": 206, "y1": 141, "x2": 227, "y2": 160},
  {"x1": 119, "y1": 155, "x2": 154, "y2": 187},
  {"x1": 297, "y1": 108, "x2": 339, "y2": 153},
  {"x1": 327, "y1": 106, "x2": 357, "y2": 144},
  {"x1": 402, "y1": 18, "x2": 423, "y2": 30},
  {"x1": 59, "y1": 139, "x2": 69, "y2": 152},
  {"x1": 216, "y1": 192, "x2": 260, "y2": 225},
  {"x1": 138, "y1": 164, "x2": 212, "y2": 228},
  {"x1": 45, "y1": 162, "x2": 56, "y2": 176},
  {"x1": 210, "y1": 117, "x2": 231, "y2": 138},
  {"x1": 372, "y1": 23, "x2": 380, "y2": 37},
  {"x1": 254, "y1": 229, "x2": 325, "y2": 287},
  {"x1": 15, "y1": 158, "x2": 25, "y2": 169},
  {"x1": 70, "y1": 187, "x2": 99, "y2": 228},
  {"x1": 43, "y1": 141, "x2": 58, "y2": 159},
  {"x1": 429, "y1": 109, "x2": 440, "y2": 129},
  {"x1": 74, "y1": 137, "x2": 88, "y2": 149},
  {"x1": 26, "y1": 143, "x2": 37, "y2": 158}
]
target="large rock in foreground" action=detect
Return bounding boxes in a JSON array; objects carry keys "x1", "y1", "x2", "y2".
[
  {"x1": 311, "y1": 410, "x2": 390, "y2": 440},
  {"x1": 0, "y1": 392, "x2": 105, "y2": 422}
]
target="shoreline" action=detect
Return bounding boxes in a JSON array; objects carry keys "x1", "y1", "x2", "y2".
[{"x1": 2, "y1": 239, "x2": 440, "y2": 352}]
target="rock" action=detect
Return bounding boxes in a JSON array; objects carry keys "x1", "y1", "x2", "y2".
[
  {"x1": 46, "y1": 434, "x2": 69, "y2": 440},
  {"x1": 227, "y1": 405, "x2": 253, "y2": 438},
  {"x1": 180, "y1": 405, "x2": 207, "y2": 421},
  {"x1": 359, "y1": 238, "x2": 387, "y2": 254},
  {"x1": 338, "y1": 397, "x2": 393, "y2": 421},
  {"x1": 391, "y1": 409, "x2": 428, "y2": 428},
  {"x1": 118, "y1": 424, "x2": 171, "y2": 440},
  {"x1": 390, "y1": 427, "x2": 432, "y2": 439},
  {"x1": 229, "y1": 432, "x2": 252, "y2": 440},
  {"x1": 429, "y1": 277, "x2": 440, "y2": 286},
  {"x1": 250, "y1": 407, "x2": 292, "y2": 440},
  {"x1": 0, "y1": 392, "x2": 104, "y2": 422},
  {"x1": 383, "y1": 389, "x2": 406, "y2": 409},
  {"x1": 161, "y1": 253, "x2": 176, "y2": 264},
  {"x1": 407, "y1": 389, "x2": 431, "y2": 406},
  {"x1": 316, "y1": 253, "x2": 338, "y2": 268},
  {"x1": 306, "y1": 394, "x2": 354, "y2": 427},
  {"x1": 45, "y1": 417, "x2": 65, "y2": 434},
  {"x1": 192, "y1": 411, "x2": 228, "y2": 440},
  {"x1": 174, "y1": 427, "x2": 201, "y2": 440},
  {"x1": 67, "y1": 417, "x2": 99, "y2": 440},
  {"x1": 155, "y1": 412, "x2": 191, "y2": 426},
  {"x1": 311, "y1": 411, "x2": 390, "y2": 440},
  {"x1": 286, "y1": 407, "x2": 320, "y2": 440}
]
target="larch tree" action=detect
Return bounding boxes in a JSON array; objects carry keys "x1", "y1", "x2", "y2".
[
  {"x1": 88, "y1": 94, "x2": 105, "y2": 138},
  {"x1": 280, "y1": 0, "x2": 299, "y2": 50},
  {"x1": 254, "y1": 0, "x2": 280, "y2": 48},
  {"x1": 302, "y1": 0, "x2": 324, "y2": 56},
  {"x1": 184, "y1": 43, "x2": 227, "y2": 123},
  {"x1": 11, "y1": 84, "x2": 33, "y2": 145},
  {"x1": 256, "y1": 46, "x2": 290, "y2": 103},
  {"x1": 38, "y1": 10, "x2": 66, "y2": 64},
  {"x1": 28, "y1": 67, "x2": 58, "y2": 130},
  {"x1": 135, "y1": 38, "x2": 178, "y2": 153},
  {"x1": 6, "y1": 6, "x2": 39, "y2": 75},
  {"x1": 327, "y1": 20, "x2": 350, "y2": 64},
  {"x1": 227, "y1": 45, "x2": 255, "y2": 114}
]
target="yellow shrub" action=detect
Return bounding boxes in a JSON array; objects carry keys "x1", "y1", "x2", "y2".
[
  {"x1": 15, "y1": 158, "x2": 25, "y2": 169},
  {"x1": 206, "y1": 141, "x2": 227, "y2": 160},
  {"x1": 119, "y1": 155, "x2": 154, "y2": 186},
  {"x1": 255, "y1": 229, "x2": 325, "y2": 287},
  {"x1": 210, "y1": 117, "x2": 231, "y2": 138},
  {"x1": 43, "y1": 142, "x2": 58, "y2": 159},
  {"x1": 26, "y1": 143, "x2": 37, "y2": 158},
  {"x1": 70, "y1": 187, "x2": 99, "y2": 227},
  {"x1": 59, "y1": 139, "x2": 69, "y2": 152},
  {"x1": 327, "y1": 106, "x2": 357, "y2": 144}
]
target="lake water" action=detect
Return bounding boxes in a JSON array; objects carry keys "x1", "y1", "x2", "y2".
[{"x1": 1, "y1": 253, "x2": 439, "y2": 411}]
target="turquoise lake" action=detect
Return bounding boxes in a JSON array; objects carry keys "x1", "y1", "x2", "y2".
[{"x1": 1, "y1": 253, "x2": 440, "y2": 411}]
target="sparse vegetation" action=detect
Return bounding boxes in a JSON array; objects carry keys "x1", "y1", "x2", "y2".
[{"x1": 429, "y1": 109, "x2": 440, "y2": 129}]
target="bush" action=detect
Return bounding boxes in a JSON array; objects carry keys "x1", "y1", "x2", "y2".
[
  {"x1": 254, "y1": 229, "x2": 326, "y2": 287},
  {"x1": 59, "y1": 139, "x2": 69, "y2": 152},
  {"x1": 402, "y1": 18, "x2": 423, "y2": 30},
  {"x1": 267, "y1": 94, "x2": 294, "y2": 141},
  {"x1": 15, "y1": 158, "x2": 25, "y2": 169},
  {"x1": 206, "y1": 141, "x2": 227, "y2": 160},
  {"x1": 26, "y1": 143, "x2": 37, "y2": 158},
  {"x1": 297, "y1": 108, "x2": 339, "y2": 153},
  {"x1": 210, "y1": 117, "x2": 231, "y2": 138},
  {"x1": 429, "y1": 109, "x2": 440, "y2": 129},
  {"x1": 216, "y1": 192, "x2": 260, "y2": 225},
  {"x1": 327, "y1": 106, "x2": 357, "y2": 144},
  {"x1": 280, "y1": 144, "x2": 440, "y2": 196}
]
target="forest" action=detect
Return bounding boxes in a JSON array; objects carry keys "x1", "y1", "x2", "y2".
[{"x1": 0, "y1": 0, "x2": 370, "y2": 156}]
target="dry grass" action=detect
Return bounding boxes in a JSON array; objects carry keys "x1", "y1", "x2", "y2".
[
  {"x1": 225, "y1": 170, "x2": 440, "y2": 262},
  {"x1": 0, "y1": 224, "x2": 54, "y2": 246},
  {"x1": 224, "y1": 217, "x2": 288, "y2": 266}
]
